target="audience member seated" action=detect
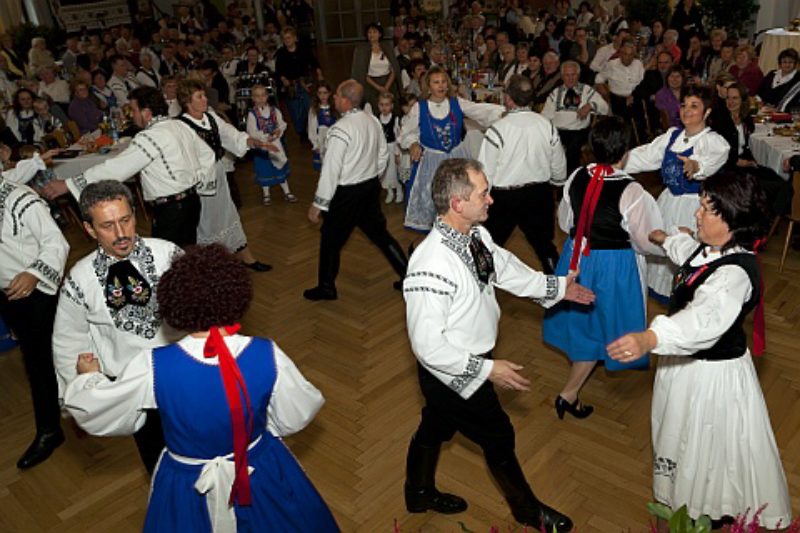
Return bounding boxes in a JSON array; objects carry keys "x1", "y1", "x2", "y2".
[
  {"x1": 6, "y1": 88, "x2": 38, "y2": 146},
  {"x1": 90, "y1": 69, "x2": 114, "y2": 110},
  {"x1": 758, "y1": 48, "x2": 799, "y2": 107},
  {"x1": 595, "y1": 38, "x2": 644, "y2": 120},
  {"x1": 729, "y1": 44, "x2": 763, "y2": 97},
  {"x1": 37, "y1": 66, "x2": 71, "y2": 107},
  {"x1": 533, "y1": 51, "x2": 563, "y2": 108},
  {"x1": 680, "y1": 32, "x2": 705, "y2": 79},
  {"x1": 68, "y1": 80, "x2": 104, "y2": 134},
  {"x1": 654, "y1": 65, "x2": 686, "y2": 130},
  {"x1": 634, "y1": 51, "x2": 673, "y2": 138},
  {"x1": 27, "y1": 37, "x2": 55, "y2": 74}
]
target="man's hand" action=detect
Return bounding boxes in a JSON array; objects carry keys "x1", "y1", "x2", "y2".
[
  {"x1": 40, "y1": 148, "x2": 61, "y2": 161},
  {"x1": 563, "y1": 270, "x2": 595, "y2": 305},
  {"x1": 76, "y1": 353, "x2": 101, "y2": 374},
  {"x1": 577, "y1": 103, "x2": 592, "y2": 120},
  {"x1": 607, "y1": 330, "x2": 657, "y2": 363},
  {"x1": 649, "y1": 229, "x2": 668, "y2": 245},
  {"x1": 410, "y1": 142, "x2": 423, "y2": 162},
  {"x1": 488, "y1": 360, "x2": 531, "y2": 391},
  {"x1": 307, "y1": 205, "x2": 321, "y2": 224},
  {"x1": 42, "y1": 179, "x2": 69, "y2": 200},
  {"x1": 6, "y1": 272, "x2": 38, "y2": 300}
]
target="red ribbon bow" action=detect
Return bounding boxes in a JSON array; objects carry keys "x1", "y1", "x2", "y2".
[
  {"x1": 569, "y1": 164, "x2": 614, "y2": 271},
  {"x1": 752, "y1": 238, "x2": 767, "y2": 356},
  {"x1": 202, "y1": 323, "x2": 254, "y2": 506}
]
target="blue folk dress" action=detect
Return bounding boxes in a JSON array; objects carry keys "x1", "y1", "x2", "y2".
[
  {"x1": 404, "y1": 98, "x2": 470, "y2": 232},
  {"x1": 312, "y1": 106, "x2": 336, "y2": 171},
  {"x1": 144, "y1": 338, "x2": 338, "y2": 532},
  {"x1": 250, "y1": 107, "x2": 290, "y2": 187}
]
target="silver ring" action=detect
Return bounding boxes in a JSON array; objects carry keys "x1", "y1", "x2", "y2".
[{"x1": 623, "y1": 350, "x2": 633, "y2": 356}]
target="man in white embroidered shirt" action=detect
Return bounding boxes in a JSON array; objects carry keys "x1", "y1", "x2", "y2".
[
  {"x1": 305, "y1": 79, "x2": 407, "y2": 301},
  {"x1": 402, "y1": 158, "x2": 594, "y2": 532},
  {"x1": 595, "y1": 38, "x2": 645, "y2": 119},
  {"x1": 479, "y1": 74, "x2": 567, "y2": 275},
  {"x1": 0, "y1": 165, "x2": 69, "y2": 469},
  {"x1": 53, "y1": 181, "x2": 182, "y2": 474}
]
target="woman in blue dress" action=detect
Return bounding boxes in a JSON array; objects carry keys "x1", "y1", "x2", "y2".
[
  {"x1": 544, "y1": 117, "x2": 665, "y2": 419},
  {"x1": 398, "y1": 66, "x2": 504, "y2": 232},
  {"x1": 64, "y1": 244, "x2": 338, "y2": 532}
]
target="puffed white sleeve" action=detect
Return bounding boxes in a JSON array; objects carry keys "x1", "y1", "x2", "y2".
[
  {"x1": 458, "y1": 97, "x2": 505, "y2": 128},
  {"x1": 482, "y1": 227, "x2": 566, "y2": 306},
  {"x1": 541, "y1": 91, "x2": 557, "y2": 120},
  {"x1": 313, "y1": 125, "x2": 348, "y2": 210},
  {"x1": 662, "y1": 232, "x2": 703, "y2": 267},
  {"x1": 404, "y1": 266, "x2": 494, "y2": 399},
  {"x1": 274, "y1": 108, "x2": 287, "y2": 137},
  {"x1": 619, "y1": 181, "x2": 665, "y2": 256},
  {"x1": 1, "y1": 153, "x2": 46, "y2": 184},
  {"x1": 266, "y1": 343, "x2": 325, "y2": 437},
  {"x1": 692, "y1": 132, "x2": 730, "y2": 180},
  {"x1": 398, "y1": 102, "x2": 420, "y2": 149},
  {"x1": 623, "y1": 128, "x2": 674, "y2": 175},
  {"x1": 66, "y1": 141, "x2": 151, "y2": 199},
  {"x1": 213, "y1": 111, "x2": 250, "y2": 157},
  {"x1": 587, "y1": 86, "x2": 609, "y2": 115},
  {"x1": 308, "y1": 111, "x2": 319, "y2": 150},
  {"x1": 21, "y1": 195, "x2": 69, "y2": 292},
  {"x1": 557, "y1": 169, "x2": 577, "y2": 233},
  {"x1": 53, "y1": 275, "x2": 92, "y2": 399},
  {"x1": 548, "y1": 122, "x2": 567, "y2": 185},
  {"x1": 649, "y1": 265, "x2": 752, "y2": 356},
  {"x1": 246, "y1": 111, "x2": 266, "y2": 142},
  {"x1": 478, "y1": 125, "x2": 501, "y2": 183},
  {"x1": 63, "y1": 350, "x2": 156, "y2": 436}
]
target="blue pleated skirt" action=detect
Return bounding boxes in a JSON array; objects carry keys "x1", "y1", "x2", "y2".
[
  {"x1": 543, "y1": 238, "x2": 649, "y2": 371},
  {"x1": 254, "y1": 151, "x2": 290, "y2": 187}
]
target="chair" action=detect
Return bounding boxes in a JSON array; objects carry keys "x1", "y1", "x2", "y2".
[{"x1": 767, "y1": 170, "x2": 800, "y2": 272}]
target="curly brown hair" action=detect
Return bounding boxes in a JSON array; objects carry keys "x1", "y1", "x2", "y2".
[{"x1": 157, "y1": 244, "x2": 253, "y2": 332}]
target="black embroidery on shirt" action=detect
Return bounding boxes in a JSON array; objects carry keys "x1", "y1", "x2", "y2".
[
  {"x1": 72, "y1": 173, "x2": 89, "y2": 192},
  {"x1": 13, "y1": 196, "x2": 46, "y2": 236},
  {"x1": 30, "y1": 259, "x2": 62, "y2": 286},
  {"x1": 533, "y1": 275, "x2": 559, "y2": 304},
  {"x1": 435, "y1": 218, "x2": 493, "y2": 291},
  {"x1": 313, "y1": 195, "x2": 331, "y2": 208},
  {"x1": 61, "y1": 275, "x2": 89, "y2": 309},
  {"x1": 403, "y1": 286, "x2": 452, "y2": 296},
  {"x1": 448, "y1": 353, "x2": 485, "y2": 393},
  {"x1": 653, "y1": 454, "x2": 677, "y2": 482},
  {"x1": 405, "y1": 271, "x2": 458, "y2": 290}
]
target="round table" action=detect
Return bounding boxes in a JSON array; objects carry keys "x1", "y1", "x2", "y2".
[{"x1": 758, "y1": 29, "x2": 800, "y2": 74}]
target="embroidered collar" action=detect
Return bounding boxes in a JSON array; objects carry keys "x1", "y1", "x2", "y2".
[
  {"x1": 342, "y1": 108, "x2": 361, "y2": 118},
  {"x1": 507, "y1": 106, "x2": 532, "y2": 113},
  {"x1": 146, "y1": 115, "x2": 171, "y2": 129},
  {"x1": 435, "y1": 218, "x2": 493, "y2": 290}
]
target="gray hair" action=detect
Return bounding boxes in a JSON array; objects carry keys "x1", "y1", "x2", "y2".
[
  {"x1": 79, "y1": 180, "x2": 134, "y2": 223},
  {"x1": 338, "y1": 79, "x2": 364, "y2": 107},
  {"x1": 431, "y1": 158, "x2": 483, "y2": 215},
  {"x1": 560, "y1": 60, "x2": 581, "y2": 75}
]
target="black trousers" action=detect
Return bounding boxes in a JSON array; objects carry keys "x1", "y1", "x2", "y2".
[
  {"x1": 610, "y1": 93, "x2": 648, "y2": 144},
  {"x1": 318, "y1": 177, "x2": 406, "y2": 288},
  {"x1": 414, "y1": 362, "x2": 516, "y2": 465},
  {"x1": 0, "y1": 290, "x2": 61, "y2": 434},
  {"x1": 150, "y1": 192, "x2": 201, "y2": 248},
  {"x1": 483, "y1": 183, "x2": 560, "y2": 273},
  {"x1": 557, "y1": 128, "x2": 590, "y2": 177},
  {"x1": 133, "y1": 409, "x2": 165, "y2": 475}
]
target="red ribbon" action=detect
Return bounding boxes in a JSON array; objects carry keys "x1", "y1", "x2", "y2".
[
  {"x1": 569, "y1": 164, "x2": 614, "y2": 271},
  {"x1": 752, "y1": 238, "x2": 767, "y2": 356},
  {"x1": 202, "y1": 323, "x2": 254, "y2": 506}
]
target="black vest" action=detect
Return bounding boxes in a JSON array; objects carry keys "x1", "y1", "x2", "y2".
[
  {"x1": 568, "y1": 167, "x2": 631, "y2": 249},
  {"x1": 381, "y1": 114, "x2": 397, "y2": 144},
  {"x1": 177, "y1": 113, "x2": 225, "y2": 161},
  {"x1": 668, "y1": 246, "x2": 760, "y2": 361}
]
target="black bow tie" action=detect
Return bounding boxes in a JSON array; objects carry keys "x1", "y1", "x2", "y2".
[
  {"x1": 105, "y1": 259, "x2": 151, "y2": 311},
  {"x1": 469, "y1": 233, "x2": 495, "y2": 284},
  {"x1": 564, "y1": 88, "x2": 580, "y2": 109}
]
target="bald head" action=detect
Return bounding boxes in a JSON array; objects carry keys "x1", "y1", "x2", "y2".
[{"x1": 336, "y1": 79, "x2": 363, "y2": 112}]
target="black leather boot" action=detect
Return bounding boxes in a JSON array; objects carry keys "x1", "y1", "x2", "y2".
[
  {"x1": 17, "y1": 428, "x2": 65, "y2": 470},
  {"x1": 404, "y1": 437, "x2": 468, "y2": 514},
  {"x1": 488, "y1": 456, "x2": 573, "y2": 532}
]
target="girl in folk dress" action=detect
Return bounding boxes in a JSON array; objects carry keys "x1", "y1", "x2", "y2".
[
  {"x1": 396, "y1": 93, "x2": 418, "y2": 191},
  {"x1": 307, "y1": 82, "x2": 337, "y2": 171},
  {"x1": 246, "y1": 85, "x2": 295, "y2": 206},
  {"x1": 377, "y1": 92, "x2": 403, "y2": 203},
  {"x1": 608, "y1": 171, "x2": 792, "y2": 530}
]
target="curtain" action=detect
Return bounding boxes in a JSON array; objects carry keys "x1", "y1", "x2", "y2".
[{"x1": 0, "y1": 0, "x2": 23, "y2": 34}]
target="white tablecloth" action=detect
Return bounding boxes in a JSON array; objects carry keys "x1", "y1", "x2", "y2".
[
  {"x1": 758, "y1": 29, "x2": 800, "y2": 74},
  {"x1": 52, "y1": 140, "x2": 130, "y2": 179},
  {"x1": 750, "y1": 124, "x2": 800, "y2": 180}
]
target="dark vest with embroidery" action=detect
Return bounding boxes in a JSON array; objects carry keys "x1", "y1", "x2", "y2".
[
  {"x1": 177, "y1": 113, "x2": 225, "y2": 161},
  {"x1": 381, "y1": 114, "x2": 397, "y2": 144},
  {"x1": 668, "y1": 246, "x2": 760, "y2": 361},
  {"x1": 568, "y1": 167, "x2": 631, "y2": 249}
]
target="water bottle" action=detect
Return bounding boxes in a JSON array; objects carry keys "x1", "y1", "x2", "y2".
[{"x1": 109, "y1": 106, "x2": 121, "y2": 144}]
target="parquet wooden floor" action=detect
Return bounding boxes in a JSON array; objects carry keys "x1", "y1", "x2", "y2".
[{"x1": 2, "y1": 47, "x2": 800, "y2": 531}]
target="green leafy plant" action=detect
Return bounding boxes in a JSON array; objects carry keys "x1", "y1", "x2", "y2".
[
  {"x1": 648, "y1": 503, "x2": 712, "y2": 533},
  {"x1": 697, "y1": 0, "x2": 759, "y2": 39}
]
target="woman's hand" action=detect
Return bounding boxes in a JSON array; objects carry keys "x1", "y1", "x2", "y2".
[
  {"x1": 410, "y1": 142, "x2": 423, "y2": 162},
  {"x1": 607, "y1": 330, "x2": 658, "y2": 363},
  {"x1": 649, "y1": 230, "x2": 668, "y2": 245},
  {"x1": 76, "y1": 353, "x2": 101, "y2": 374},
  {"x1": 677, "y1": 155, "x2": 700, "y2": 178}
]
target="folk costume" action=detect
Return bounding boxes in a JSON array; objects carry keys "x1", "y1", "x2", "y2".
[
  {"x1": 246, "y1": 104, "x2": 293, "y2": 204},
  {"x1": 648, "y1": 232, "x2": 792, "y2": 528},
  {"x1": 64, "y1": 334, "x2": 339, "y2": 533},
  {"x1": 624, "y1": 126, "x2": 729, "y2": 298},
  {"x1": 379, "y1": 111, "x2": 403, "y2": 203},
  {"x1": 63, "y1": 116, "x2": 213, "y2": 247},
  {"x1": 177, "y1": 110, "x2": 250, "y2": 252},
  {"x1": 478, "y1": 106, "x2": 567, "y2": 274},
  {"x1": 53, "y1": 236, "x2": 182, "y2": 472},
  {"x1": 543, "y1": 164, "x2": 663, "y2": 370},
  {"x1": 0, "y1": 173, "x2": 69, "y2": 467},
  {"x1": 399, "y1": 97, "x2": 503, "y2": 231},
  {"x1": 308, "y1": 104, "x2": 336, "y2": 171}
]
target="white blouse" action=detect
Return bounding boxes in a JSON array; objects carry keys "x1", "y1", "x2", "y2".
[
  {"x1": 64, "y1": 335, "x2": 325, "y2": 438},
  {"x1": 398, "y1": 97, "x2": 505, "y2": 150},
  {"x1": 624, "y1": 127, "x2": 730, "y2": 181},
  {"x1": 649, "y1": 233, "x2": 753, "y2": 356},
  {"x1": 367, "y1": 51, "x2": 392, "y2": 77}
]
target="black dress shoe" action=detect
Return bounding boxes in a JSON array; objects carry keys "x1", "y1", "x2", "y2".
[
  {"x1": 555, "y1": 395, "x2": 594, "y2": 420},
  {"x1": 17, "y1": 429, "x2": 65, "y2": 470},
  {"x1": 405, "y1": 485, "x2": 468, "y2": 514},
  {"x1": 243, "y1": 261, "x2": 272, "y2": 272},
  {"x1": 512, "y1": 503, "x2": 574, "y2": 533},
  {"x1": 303, "y1": 286, "x2": 338, "y2": 301}
]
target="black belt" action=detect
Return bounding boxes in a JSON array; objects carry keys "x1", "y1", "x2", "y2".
[
  {"x1": 492, "y1": 182, "x2": 549, "y2": 191},
  {"x1": 149, "y1": 187, "x2": 197, "y2": 206}
]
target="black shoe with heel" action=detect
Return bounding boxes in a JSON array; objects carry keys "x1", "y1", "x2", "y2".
[{"x1": 555, "y1": 395, "x2": 594, "y2": 420}]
